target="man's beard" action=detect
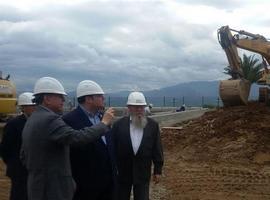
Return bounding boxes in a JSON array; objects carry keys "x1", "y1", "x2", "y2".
[{"x1": 130, "y1": 113, "x2": 147, "y2": 129}]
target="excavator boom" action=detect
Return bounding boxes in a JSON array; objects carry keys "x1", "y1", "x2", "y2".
[{"x1": 218, "y1": 26, "x2": 270, "y2": 106}]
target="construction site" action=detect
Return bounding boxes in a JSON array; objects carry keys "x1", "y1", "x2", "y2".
[
  {"x1": 1, "y1": 24, "x2": 270, "y2": 199},
  {"x1": 1, "y1": 102, "x2": 270, "y2": 199},
  {"x1": 159, "y1": 102, "x2": 270, "y2": 199}
]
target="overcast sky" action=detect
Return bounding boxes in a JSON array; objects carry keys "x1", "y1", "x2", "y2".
[{"x1": 0, "y1": 0, "x2": 269, "y2": 93}]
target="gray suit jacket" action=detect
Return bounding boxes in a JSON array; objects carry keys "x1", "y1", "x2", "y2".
[{"x1": 21, "y1": 106, "x2": 109, "y2": 200}]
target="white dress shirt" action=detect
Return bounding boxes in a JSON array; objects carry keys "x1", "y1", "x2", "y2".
[{"x1": 130, "y1": 120, "x2": 144, "y2": 155}]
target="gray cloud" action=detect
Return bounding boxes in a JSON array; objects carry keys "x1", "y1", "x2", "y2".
[
  {"x1": 0, "y1": 0, "x2": 269, "y2": 94},
  {"x1": 174, "y1": 0, "x2": 245, "y2": 9}
]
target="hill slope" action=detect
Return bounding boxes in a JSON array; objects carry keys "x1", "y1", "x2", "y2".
[
  {"x1": 63, "y1": 81, "x2": 263, "y2": 106},
  {"x1": 160, "y1": 102, "x2": 270, "y2": 199},
  {"x1": 163, "y1": 101, "x2": 270, "y2": 164}
]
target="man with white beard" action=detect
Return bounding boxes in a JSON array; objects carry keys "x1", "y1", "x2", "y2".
[{"x1": 111, "y1": 91, "x2": 164, "y2": 200}]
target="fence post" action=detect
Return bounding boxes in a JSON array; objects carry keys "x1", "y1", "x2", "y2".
[
  {"x1": 163, "y1": 96, "x2": 166, "y2": 107},
  {"x1": 108, "y1": 96, "x2": 111, "y2": 107},
  {"x1": 201, "y1": 96, "x2": 204, "y2": 107}
]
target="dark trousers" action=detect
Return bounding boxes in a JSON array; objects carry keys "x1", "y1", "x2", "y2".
[
  {"x1": 117, "y1": 182, "x2": 149, "y2": 200},
  {"x1": 73, "y1": 182, "x2": 113, "y2": 200},
  {"x1": 10, "y1": 177, "x2": 28, "y2": 200}
]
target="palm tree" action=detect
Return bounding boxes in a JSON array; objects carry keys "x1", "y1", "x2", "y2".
[
  {"x1": 241, "y1": 54, "x2": 263, "y2": 83},
  {"x1": 223, "y1": 54, "x2": 263, "y2": 84}
]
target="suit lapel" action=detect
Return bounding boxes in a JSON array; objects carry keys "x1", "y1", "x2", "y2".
[
  {"x1": 77, "y1": 106, "x2": 107, "y2": 146},
  {"x1": 76, "y1": 106, "x2": 93, "y2": 127},
  {"x1": 136, "y1": 118, "x2": 149, "y2": 156},
  {"x1": 123, "y1": 116, "x2": 134, "y2": 154}
]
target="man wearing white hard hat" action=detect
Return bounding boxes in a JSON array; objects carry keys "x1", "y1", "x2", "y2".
[
  {"x1": 112, "y1": 91, "x2": 163, "y2": 200},
  {"x1": 1, "y1": 92, "x2": 36, "y2": 200},
  {"x1": 21, "y1": 77, "x2": 115, "y2": 200},
  {"x1": 63, "y1": 80, "x2": 116, "y2": 200}
]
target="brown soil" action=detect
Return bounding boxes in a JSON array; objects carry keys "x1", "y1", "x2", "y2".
[
  {"x1": 1, "y1": 102, "x2": 270, "y2": 199},
  {"x1": 0, "y1": 160, "x2": 10, "y2": 200},
  {"x1": 159, "y1": 101, "x2": 270, "y2": 199},
  {"x1": 163, "y1": 101, "x2": 270, "y2": 164}
]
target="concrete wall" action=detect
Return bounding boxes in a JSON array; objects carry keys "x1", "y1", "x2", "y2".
[
  {"x1": 112, "y1": 106, "x2": 202, "y2": 117},
  {"x1": 113, "y1": 107, "x2": 209, "y2": 127},
  {"x1": 112, "y1": 107, "x2": 177, "y2": 117},
  {"x1": 0, "y1": 108, "x2": 210, "y2": 142},
  {"x1": 150, "y1": 109, "x2": 209, "y2": 127}
]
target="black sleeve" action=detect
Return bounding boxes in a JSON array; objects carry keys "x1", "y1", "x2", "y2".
[
  {"x1": 152, "y1": 122, "x2": 164, "y2": 175},
  {"x1": 0, "y1": 122, "x2": 16, "y2": 163}
]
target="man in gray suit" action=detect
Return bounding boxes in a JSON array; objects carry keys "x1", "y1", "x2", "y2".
[
  {"x1": 112, "y1": 91, "x2": 163, "y2": 200},
  {"x1": 21, "y1": 77, "x2": 115, "y2": 200}
]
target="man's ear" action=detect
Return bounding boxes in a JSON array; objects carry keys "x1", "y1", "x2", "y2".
[{"x1": 43, "y1": 95, "x2": 51, "y2": 105}]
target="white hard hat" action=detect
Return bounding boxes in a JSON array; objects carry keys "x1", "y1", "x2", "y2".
[
  {"x1": 34, "y1": 77, "x2": 67, "y2": 95},
  {"x1": 127, "y1": 91, "x2": 147, "y2": 106},
  {"x1": 76, "y1": 80, "x2": 104, "y2": 98},
  {"x1": 18, "y1": 92, "x2": 36, "y2": 106}
]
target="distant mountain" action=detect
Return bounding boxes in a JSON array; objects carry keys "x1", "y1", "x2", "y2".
[
  {"x1": 15, "y1": 80, "x2": 262, "y2": 107},
  {"x1": 107, "y1": 81, "x2": 218, "y2": 97},
  {"x1": 63, "y1": 81, "x2": 262, "y2": 107},
  {"x1": 145, "y1": 81, "x2": 220, "y2": 97},
  {"x1": 107, "y1": 81, "x2": 262, "y2": 106}
]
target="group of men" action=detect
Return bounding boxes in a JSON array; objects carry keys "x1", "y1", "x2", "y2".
[{"x1": 0, "y1": 76, "x2": 164, "y2": 200}]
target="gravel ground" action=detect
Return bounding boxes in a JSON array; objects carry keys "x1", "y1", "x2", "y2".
[{"x1": 1, "y1": 102, "x2": 270, "y2": 199}]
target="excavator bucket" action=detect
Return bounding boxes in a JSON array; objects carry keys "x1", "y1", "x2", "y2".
[{"x1": 219, "y1": 79, "x2": 251, "y2": 106}]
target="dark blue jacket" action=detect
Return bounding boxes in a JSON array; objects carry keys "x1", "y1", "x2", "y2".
[{"x1": 62, "y1": 106, "x2": 116, "y2": 200}]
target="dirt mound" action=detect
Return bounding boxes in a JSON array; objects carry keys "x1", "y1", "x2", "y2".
[
  {"x1": 159, "y1": 102, "x2": 270, "y2": 199},
  {"x1": 162, "y1": 102, "x2": 270, "y2": 164}
]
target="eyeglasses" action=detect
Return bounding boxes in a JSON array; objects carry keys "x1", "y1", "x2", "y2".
[
  {"x1": 49, "y1": 94, "x2": 65, "y2": 101},
  {"x1": 93, "y1": 94, "x2": 104, "y2": 99}
]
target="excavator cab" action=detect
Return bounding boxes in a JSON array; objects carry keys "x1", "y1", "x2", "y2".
[
  {"x1": 218, "y1": 26, "x2": 270, "y2": 106},
  {"x1": 0, "y1": 71, "x2": 17, "y2": 118},
  {"x1": 257, "y1": 58, "x2": 270, "y2": 85}
]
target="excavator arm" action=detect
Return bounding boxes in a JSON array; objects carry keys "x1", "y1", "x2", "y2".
[
  {"x1": 218, "y1": 26, "x2": 243, "y2": 79},
  {"x1": 217, "y1": 25, "x2": 270, "y2": 106}
]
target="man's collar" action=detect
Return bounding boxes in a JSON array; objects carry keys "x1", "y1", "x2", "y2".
[{"x1": 79, "y1": 104, "x2": 97, "y2": 117}]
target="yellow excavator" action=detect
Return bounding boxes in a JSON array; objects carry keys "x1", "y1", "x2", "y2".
[
  {"x1": 0, "y1": 71, "x2": 17, "y2": 121},
  {"x1": 218, "y1": 25, "x2": 270, "y2": 106}
]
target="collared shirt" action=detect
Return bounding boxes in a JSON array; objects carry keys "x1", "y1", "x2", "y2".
[
  {"x1": 79, "y1": 105, "x2": 106, "y2": 144},
  {"x1": 40, "y1": 105, "x2": 58, "y2": 114},
  {"x1": 129, "y1": 117, "x2": 144, "y2": 155},
  {"x1": 23, "y1": 113, "x2": 29, "y2": 119}
]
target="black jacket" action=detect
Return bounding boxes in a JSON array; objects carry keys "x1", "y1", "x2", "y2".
[
  {"x1": 111, "y1": 116, "x2": 164, "y2": 184},
  {"x1": 0, "y1": 114, "x2": 28, "y2": 178}
]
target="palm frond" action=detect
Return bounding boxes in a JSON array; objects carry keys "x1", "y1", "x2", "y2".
[{"x1": 225, "y1": 53, "x2": 263, "y2": 84}]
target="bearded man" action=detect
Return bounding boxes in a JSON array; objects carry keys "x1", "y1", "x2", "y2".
[{"x1": 111, "y1": 91, "x2": 164, "y2": 200}]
